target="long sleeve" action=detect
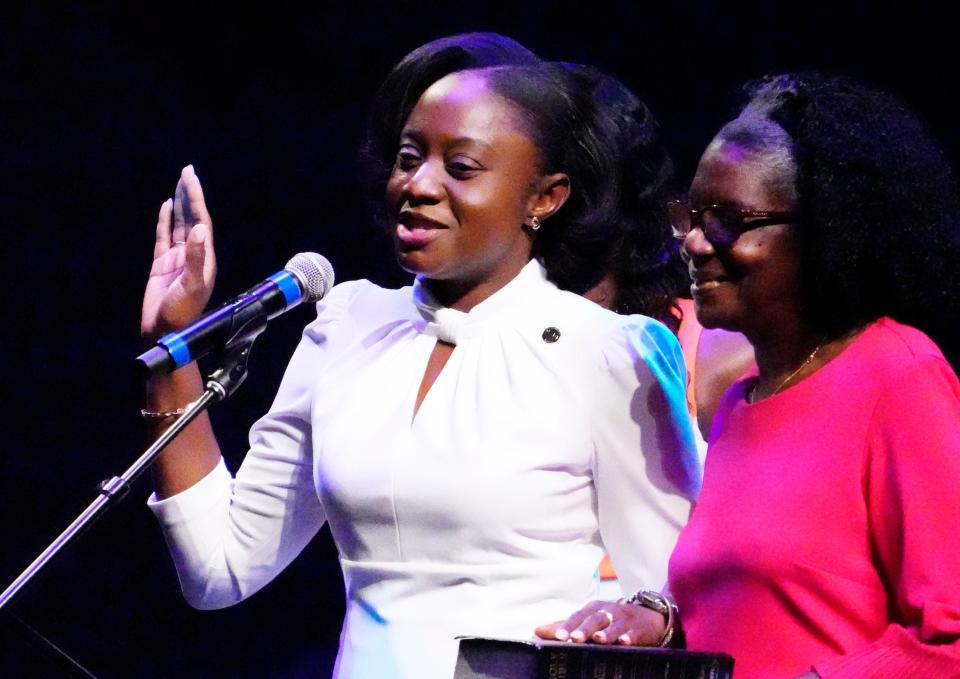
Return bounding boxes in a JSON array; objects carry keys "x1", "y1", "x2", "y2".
[
  {"x1": 814, "y1": 353, "x2": 960, "y2": 677},
  {"x1": 148, "y1": 261, "x2": 706, "y2": 679},
  {"x1": 592, "y1": 316, "x2": 701, "y2": 594},
  {"x1": 148, "y1": 281, "x2": 363, "y2": 609}
]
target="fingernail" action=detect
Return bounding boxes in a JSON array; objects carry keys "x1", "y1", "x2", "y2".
[
  {"x1": 554, "y1": 629, "x2": 568, "y2": 641},
  {"x1": 570, "y1": 630, "x2": 585, "y2": 642},
  {"x1": 593, "y1": 631, "x2": 607, "y2": 642},
  {"x1": 618, "y1": 634, "x2": 631, "y2": 644}
]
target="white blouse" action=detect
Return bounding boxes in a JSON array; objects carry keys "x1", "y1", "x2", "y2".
[{"x1": 149, "y1": 260, "x2": 701, "y2": 679}]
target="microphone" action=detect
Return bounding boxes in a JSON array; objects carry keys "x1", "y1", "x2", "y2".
[{"x1": 137, "y1": 252, "x2": 334, "y2": 375}]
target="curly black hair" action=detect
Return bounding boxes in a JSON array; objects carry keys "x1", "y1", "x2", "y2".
[
  {"x1": 363, "y1": 34, "x2": 683, "y2": 330},
  {"x1": 721, "y1": 73, "x2": 960, "y2": 364}
]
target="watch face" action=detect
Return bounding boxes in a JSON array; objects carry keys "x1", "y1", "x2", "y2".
[{"x1": 639, "y1": 591, "x2": 669, "y2": 615}]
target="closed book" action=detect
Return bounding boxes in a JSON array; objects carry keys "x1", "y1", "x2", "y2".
[{"x1": 453, "y1": 636, "x2": 734, "y2": 679}]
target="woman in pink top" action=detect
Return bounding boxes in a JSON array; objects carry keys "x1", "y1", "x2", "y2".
[{"x1": 538, "y1": 73, "x2": 960, "y2": 678}]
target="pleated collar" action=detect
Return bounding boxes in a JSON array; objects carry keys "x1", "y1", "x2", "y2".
[{"x1": 412, "y1": 259, "x2": 551, "y2": 344}]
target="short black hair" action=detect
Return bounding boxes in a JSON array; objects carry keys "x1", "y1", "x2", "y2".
[
  {"x1": 480, "y1": 63, "x2": 682, "y2": 328},
  {"x1": 362, "y1": 32, "x2": 540, "y2": 203},
  {"x1": 364, "y1": 37, "x2": 682, "y2": 329},
  {"x1": 723, "y1": 73, "x2": 960, "y2": 364}
]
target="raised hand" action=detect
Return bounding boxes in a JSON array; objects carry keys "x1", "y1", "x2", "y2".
[{"x1": 141, "y1": 165, "x2": 217, "y2": 341}]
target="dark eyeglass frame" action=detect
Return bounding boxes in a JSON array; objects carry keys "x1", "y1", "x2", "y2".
[{"x1": 667, "y1": 200, "x2": 797, "y2": 247}]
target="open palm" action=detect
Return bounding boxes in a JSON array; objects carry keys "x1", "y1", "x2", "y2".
[{"x1": 141, "y1": 165, "x2": 217, "y2": 341}]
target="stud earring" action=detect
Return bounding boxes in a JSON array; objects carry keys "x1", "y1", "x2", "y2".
[{"x1": 526, "y1": 216, "x2": 542, "y2": 231}]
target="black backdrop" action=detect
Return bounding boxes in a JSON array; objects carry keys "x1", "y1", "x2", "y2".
[{"x1": 2, "y1": 3, "x2": 957, "y2": 677}]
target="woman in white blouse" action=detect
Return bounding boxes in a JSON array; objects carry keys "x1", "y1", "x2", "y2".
[{"x1": 142, "y1": 34, "x2": 700, "y2": 679}]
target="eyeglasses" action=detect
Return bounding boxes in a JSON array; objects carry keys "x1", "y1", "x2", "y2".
[{"x1": 666, "y1": 200, "x2": 797, "y2": 247}]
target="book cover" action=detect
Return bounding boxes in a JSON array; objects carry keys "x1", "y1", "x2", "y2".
[{"x1": 453, "y1": 636, "x2": 735, "y2": 679}]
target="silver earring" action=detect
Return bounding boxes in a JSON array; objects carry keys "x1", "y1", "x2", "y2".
[{"x1": 526, "y1": 216, "x2": 541, "y2": 231}]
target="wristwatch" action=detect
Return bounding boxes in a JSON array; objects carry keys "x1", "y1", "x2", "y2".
[{"x1": 621, "y1": 590, "x2": 678, "y2": 647}]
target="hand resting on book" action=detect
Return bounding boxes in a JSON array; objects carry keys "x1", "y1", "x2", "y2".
[{"x1": 534, "y1": 598, "x2": 666, "y2": 646}]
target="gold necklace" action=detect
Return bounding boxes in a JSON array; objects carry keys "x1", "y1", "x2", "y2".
[{"x1": 749, "y1": 342, "x2": 824, "y2": 403}]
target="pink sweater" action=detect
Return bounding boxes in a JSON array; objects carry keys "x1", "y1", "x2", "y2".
[{"x1": 669, "y1": 318, "x2": 960, "y2": 678}]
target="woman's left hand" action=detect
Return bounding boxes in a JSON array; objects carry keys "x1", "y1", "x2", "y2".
[{"x1": 535, "y1": 599, "x2": 666, "y2": 645}]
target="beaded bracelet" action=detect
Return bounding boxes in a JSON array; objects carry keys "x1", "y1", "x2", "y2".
[{"x1": 140, "y1": 408, "x2": 187, "y2": 420}]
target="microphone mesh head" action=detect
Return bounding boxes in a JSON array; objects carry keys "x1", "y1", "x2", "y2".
[{"x1": 286, "y1": 252, "x2": 335, "y2": 302}]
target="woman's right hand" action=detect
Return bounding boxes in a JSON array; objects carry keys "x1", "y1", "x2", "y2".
[
  {"x1": 142, "y1": 166, "x2": 223, "y2": 499},
  {"x1": 141, "y1": 165, "x2": 217, "y2": 342}
]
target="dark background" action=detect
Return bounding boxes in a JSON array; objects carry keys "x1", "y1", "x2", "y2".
[{"x1": 2, "y1": 2, "x2": 957, "y2": 677}]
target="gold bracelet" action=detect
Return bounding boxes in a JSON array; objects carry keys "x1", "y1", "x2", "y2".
[
  {"x1": 620, "y1": 590, "x2": 678, "y2": 647},
  {"x1": 140, "y1": 408, "x2": 187, "y2": 420}
]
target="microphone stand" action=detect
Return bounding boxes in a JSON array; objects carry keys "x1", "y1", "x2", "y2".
[{"x1": 0, "y1": 321, "x2": 265, "y2": 671}]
